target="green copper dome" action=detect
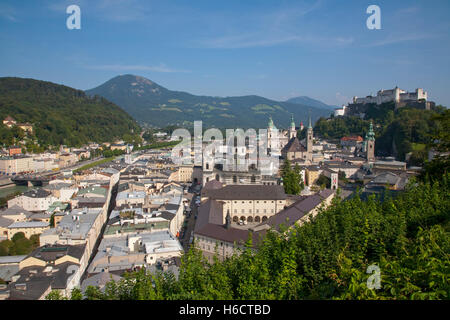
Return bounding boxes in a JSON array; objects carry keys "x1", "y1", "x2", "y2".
[
  {"x1": 367, "y1": 121, "x2": 375, "y2": 141},
  {"x1": 268, "y1": 116, "x2": 274, "y2": 129}
]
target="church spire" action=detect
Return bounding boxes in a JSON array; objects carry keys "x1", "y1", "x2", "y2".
[
  {"x1": 367, "y1": 121, "x2": 375, "y2": 141},
  {"x1": 268, "y1": 116, "x2": 274, "y2": 129},
  {"x1": 308, "y1": 110, "x2": 312, "y2": 129},
  {"x1": 290, "y1": 114, "x2": 295, "y2": 128}
]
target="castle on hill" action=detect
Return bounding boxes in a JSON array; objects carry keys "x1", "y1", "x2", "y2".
[{"x1": 334, "y1": 87, "x2": 435, "y2": 117}]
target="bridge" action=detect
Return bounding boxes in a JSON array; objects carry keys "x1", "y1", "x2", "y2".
[{"x1": 11, "y1": 174, "x2": 52, "y2": 187}]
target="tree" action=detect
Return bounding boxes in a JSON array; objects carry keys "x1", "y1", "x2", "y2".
[
  {"x1": 0, "y1": 240, "x2": 14, "y2": 256},
  {"x1": 11, "y1": 232, "x2": 26, "y2": 242},
  {"x1": 281, "y1": 159, "x2": 303, "y2": 195}
]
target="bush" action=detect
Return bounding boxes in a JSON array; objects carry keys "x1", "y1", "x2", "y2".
[
  {"x1": 13, "y1": 238, "x2": 32, "y2": 255},
  {"x1": 11, "y1": 232, "x2": 26, "y2": 242}
]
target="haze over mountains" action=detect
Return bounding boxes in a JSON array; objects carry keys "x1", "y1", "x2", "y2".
[
  {"x1": 86, "y1": 75, "x2": 332, "y2": 129},
  {"x1": 286, "y1": 96, "x2": 339, "y2": 110}
]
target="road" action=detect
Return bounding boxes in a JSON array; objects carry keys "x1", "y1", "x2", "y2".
[{"x1": 180, "y1": 184, "x2": 201, "y2": 252}]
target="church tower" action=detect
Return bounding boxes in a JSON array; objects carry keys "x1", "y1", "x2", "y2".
[
  {"x1": 267, "y1": 116, "x2": 277, "y2": 152},
  {"x1": 365, "y1": 121, "x2": 376, "y2": 162},
  {"x1": 306, "y1": 113, "x2": 313, "y2": 156},
  {"x1": 289, "y1": 114, "x2": 296, "y2": 139}
]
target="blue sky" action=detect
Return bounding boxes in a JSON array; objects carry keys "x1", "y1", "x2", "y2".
[{"x1": 0, "y1": 0, "x2": 449, "y2": 106}]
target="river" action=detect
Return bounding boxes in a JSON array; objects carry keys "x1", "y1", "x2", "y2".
[{"x1": 0, "y1": 185, "x2": 38, "y2": 198}]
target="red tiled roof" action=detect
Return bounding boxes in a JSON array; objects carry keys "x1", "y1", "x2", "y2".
[{"x1": 341, "y1": 136, "x2": 363, "y2": 142}]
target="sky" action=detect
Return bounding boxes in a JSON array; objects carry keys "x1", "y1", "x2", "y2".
[{"x1": 0, "y1": 0, "x2": 449, "y2": 106}]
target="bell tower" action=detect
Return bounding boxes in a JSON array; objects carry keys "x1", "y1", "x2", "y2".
[
  {"x1": 365, "y1": 121, "x2": 375, "y2": 162},
  {"x1": 289, "y1": 114, "x2": 296, "y2": 139},
  {"x1": 306, "y1": 115, "x2": 313, "y2": 161}
]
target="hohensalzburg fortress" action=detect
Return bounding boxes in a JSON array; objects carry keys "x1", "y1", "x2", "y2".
[{"x1": 352, "y1": 87, "x2": 427, "y2": 105}]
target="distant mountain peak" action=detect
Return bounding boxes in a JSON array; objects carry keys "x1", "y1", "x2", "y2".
[
  {"x1": 86, "y1": 75, "x2": 331, "y2": 128},
  {"x1": 286, "y1": 96, "x2": 338, "y2": 110}
]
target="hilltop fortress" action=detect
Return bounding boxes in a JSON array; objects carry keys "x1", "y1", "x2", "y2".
[{"x1": 335, "y1": 87, "x2": 435, "y2": 117}]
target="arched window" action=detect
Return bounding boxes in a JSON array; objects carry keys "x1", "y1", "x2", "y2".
[
  {"x1": 255, "y1": 216, "x2": 261, "y2": 222},
  {"x1": 247, "y1": 216, "x2": 253, "y2": 223},
  {"x1": 233, "y1": 216, "x2": 239, "y2": 223},
  {"x1": 240, "y1": 216, "x2": 246, "y2": 222},
  {"x1": 206, "y1": 163, "x2": 209, "y2": 170},
  {"x1": 215, "y1": 174, "x2": 220, "y2": 181},
  {"x1": 262, "y1": 216, "x2": 268, "y2": 222},
  {"x1": 251, "y1": 175, "x2": 256, "y2": 183},
  {"x1": 233, "y1": 175, "x2": 237, "y2": 183}
]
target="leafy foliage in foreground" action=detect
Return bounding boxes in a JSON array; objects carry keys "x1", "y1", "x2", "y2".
[{"x1": 50, "y1": 172, "x2": 450, "y2": 300}]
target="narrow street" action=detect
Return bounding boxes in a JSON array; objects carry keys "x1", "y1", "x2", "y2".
[{"x1": 181, "y1": 185, "x2": 200, "y2": 252}]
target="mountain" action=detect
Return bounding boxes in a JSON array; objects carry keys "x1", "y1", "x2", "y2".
[
  {"x1": 86, "y1": 75, "x2": 331, "y2": 129},
  {"x1": 0, "y1": 77, "x2": 141, "y2": 147},
  {"x1": 286, "y1": 96, "x2": 338, "y2": 110}
]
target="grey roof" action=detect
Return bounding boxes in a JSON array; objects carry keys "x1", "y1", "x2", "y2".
[
  {"x1": 0, "y1": 264, "x2": 20, "y2": 282},
  {"x1": 203, "y1": 185, "x2": 286, "y2": 201},
  {"x1": 8, "y1": 262, "x2": 80, "y2": 300},
  {"x1": 26, "y1": 244, "x2": 86, "y2": 262},
  {"x1": 8, "y1": 221, "x2": 49, "y2": 229},
  {"x1": 260, "y1": 189, "x2": 335, "y2": 230},
  {"x1": 194, "y1": 199, "x2": 265, "y2": 246},
  {"x1": 0, "y1": 255, "x2": 27, "y2": 264},
  {"x1": 203, "y1": 179, "x2": 223, "y2": 190},
  {"x1": 23, "y1": 189, "x2": 52, "y2": 198},
  {"x1": 195, "y1": 200, "x2": 224, "y2": 232},
  {"x1": 282, "y1": 137, "x2": 307, "y2": 153},
  {"x1": 43, "y1": 183, "x2": 74, "y2": 190},
  {"x1": 0, "y1": 216, "x2": 14, "y2": 228},
  {"x1": 0, "y1": 205, "x2": 34, "y2": 218},
  {"x1": 81, "y1": 272, "x2": 122, "y2": 293}
]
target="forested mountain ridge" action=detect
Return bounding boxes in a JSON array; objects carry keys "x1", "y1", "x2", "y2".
[
  {"x1": 0, "y1": 77, "x2": 141, "y2": 148},
  {"x1": 86, "y1": 74, "x2": 331, "y2": 129},
  {"x1": 286, "y1": 96, "x2": 338, "y2": 110}
]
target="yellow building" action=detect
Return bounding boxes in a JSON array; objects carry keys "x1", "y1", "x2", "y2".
[{"x1": 6, "y1": 221, "x2": 49, "y2": 240}]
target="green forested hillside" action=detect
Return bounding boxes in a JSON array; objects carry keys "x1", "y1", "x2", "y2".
[
  {"x1": 0, "y1": 77, "x2": 141, "y2": 148},
  {"x1": 86, "y1": 75, "x2": 331, "y2": 129},
  {"x1": 314, "y1": 102, "x2": 447, "y2": 163}
]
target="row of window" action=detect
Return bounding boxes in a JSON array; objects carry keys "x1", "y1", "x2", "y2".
[
  {"x1": 233, "y1": 209, "x2": 274, "y2": 214},
  {"x1": 232, "y1": 216, "x2": 268, "y2": 223},
  {"x1": 231, "y1": 200, "x2": 283, "y2": 204}
]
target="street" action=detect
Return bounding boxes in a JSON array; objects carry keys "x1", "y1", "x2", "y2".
[{"x1": 180, "y1": 184, "x2": 201, "y2": 252}]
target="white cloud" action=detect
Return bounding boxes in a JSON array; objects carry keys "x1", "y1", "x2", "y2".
[
  {"x1": 366, "y1": 33, "x2": 437, "y2": 47},
  {"x1": 199, "y1": 33, "x2": 354, "y2": 49},
  {"x1": 0, "y1": 3, "x2": 18, "y2": 22}
]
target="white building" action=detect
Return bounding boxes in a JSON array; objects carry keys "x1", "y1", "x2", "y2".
[
  {"x1": 8, "y1": 189, "x2": 56, "y2": 212},
  {"x1": 334, "y1": 105, "x2": 347, "y2": 117},
  {"x1": 353, "y1": 87, "x2": 427, "y2": 105}
]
